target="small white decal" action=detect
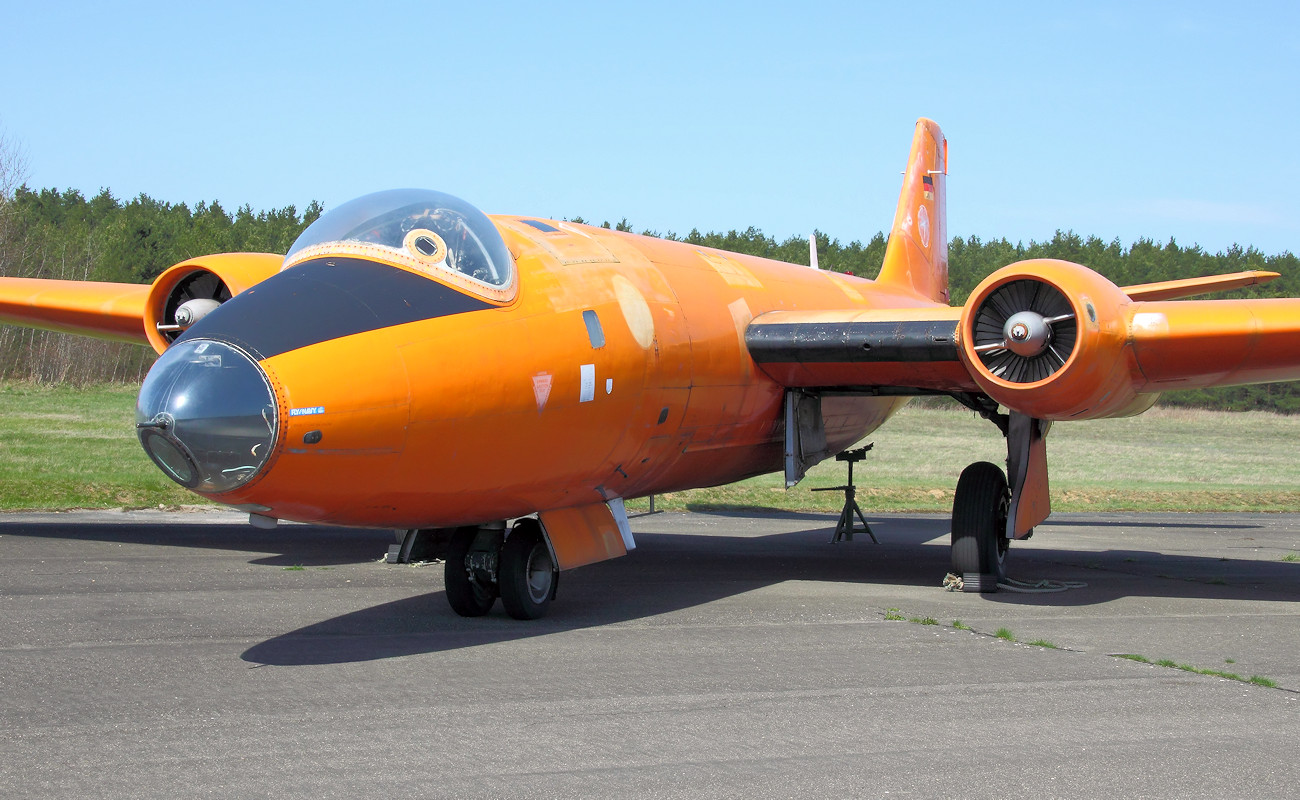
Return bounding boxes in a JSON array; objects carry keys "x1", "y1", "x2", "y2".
[
  {"x1": 290, "y1": 406, "x2": 325, "y2": 417},
  {"x1": 532, "y1": 372, "x2": 552, "y2": 412},
  {"x1": 580, "y1": 364, "x2": 596, "y2": 402},
  {"x1": 918, "y1": 204, "x2": 931, "y2": 248},
  {"x1": 605, "y1": 378, "x2": 614, "y2": 395}
]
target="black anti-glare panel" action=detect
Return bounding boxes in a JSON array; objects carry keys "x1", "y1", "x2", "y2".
[{"x1": 178, "y1": 256, "x2": 494, "y2": 360}]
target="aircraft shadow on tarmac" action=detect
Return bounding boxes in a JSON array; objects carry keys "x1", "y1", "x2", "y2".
[
  {"x1": 238, "y1": 511, "x2": 1300, "y2": 666},
  {"x1": 3, "y1": 513, "x2": 1294, "y2": 666},
  {"x1": 0, "y1": 518, "x2": 398, "y2": 566}
]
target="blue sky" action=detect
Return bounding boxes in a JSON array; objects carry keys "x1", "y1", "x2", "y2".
[{"x1": 3, "y1": 1, "x2": 1297, "y2": 254}]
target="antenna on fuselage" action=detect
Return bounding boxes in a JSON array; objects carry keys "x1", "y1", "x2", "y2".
[{"x1": 809, "y1": 233, "x2": 820, "y2": 269}]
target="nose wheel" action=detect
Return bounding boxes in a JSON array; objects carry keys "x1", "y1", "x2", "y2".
[
  {"x1": 444, "y1": 525, "x2": 500, "y2": 617},
  {"x1": 444, "y1": 519, "x2": 557, "y2": 620}
]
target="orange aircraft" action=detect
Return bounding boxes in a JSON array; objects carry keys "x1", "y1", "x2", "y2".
[{"x1": 2, "y1": 118, "x2": 1296, "y2": 619}]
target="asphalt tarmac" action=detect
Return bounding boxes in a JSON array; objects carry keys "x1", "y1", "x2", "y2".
[{"x1": 1, "y1": 508, "x2": 1297, "y2": 798}]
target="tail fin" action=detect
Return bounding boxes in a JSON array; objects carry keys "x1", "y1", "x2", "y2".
[{"x1": 876, "y1": 118, "x2": 949, "y2": 303}]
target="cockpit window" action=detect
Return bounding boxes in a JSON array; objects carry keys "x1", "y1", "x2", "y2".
[{"x1": 284, "y1": 189, "x2": 514, "y2": 290}]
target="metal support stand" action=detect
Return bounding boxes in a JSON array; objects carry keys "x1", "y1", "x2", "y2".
[
  {"x1": 629, "y1": 495, "x2": 661, "y2": 518},
  {"x1": 811, "y1": 445, "x2": 879, "y2": 544}
]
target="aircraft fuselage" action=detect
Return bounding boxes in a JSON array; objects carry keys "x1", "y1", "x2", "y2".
[{"x1": 173, "y1": 217, "x2": 933, "y2": 528}]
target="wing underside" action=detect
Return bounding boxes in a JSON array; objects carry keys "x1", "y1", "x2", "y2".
[{"x1": 745, "y1": 307, "x2": 978, "y2": 394}]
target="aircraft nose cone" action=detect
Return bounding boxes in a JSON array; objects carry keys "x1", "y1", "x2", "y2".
[{"x1": 135, "y1": 339, "x2": 279, "y2": 493}]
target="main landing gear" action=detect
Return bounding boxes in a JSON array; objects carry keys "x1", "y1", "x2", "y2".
[
  {"x1": 445, "y1": 518, "x2": 558, "y2": 620},
  {"x1": 950, "y1": 461, "x2": 1010, "y2": 591},
  {"x1": 949, "y1": 398, "x2": 1052, "y2": 593}
]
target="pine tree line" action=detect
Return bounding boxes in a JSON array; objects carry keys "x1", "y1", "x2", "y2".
[{"x1": 1, "y1": 187, "x2": 1298, "y2": 411}]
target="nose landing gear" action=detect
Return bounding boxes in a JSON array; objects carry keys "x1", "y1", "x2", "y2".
[
  {"x1": 444, "y1": 524, "x2": 502, "y2": 617},
  {"x1": 444, "y1": 518, "x2": 558, "y2": 620}
]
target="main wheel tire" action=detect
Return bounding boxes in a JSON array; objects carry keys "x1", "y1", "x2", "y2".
[
  {"x1": 445, "y1": 526, "x2": 497, "y2": 617},
  {"x1": 951, "y1": 461, "x2": 1011, "y2": 586},
  {"x1": 499, "y1": 519, "x2": 555, "y2": 620}
]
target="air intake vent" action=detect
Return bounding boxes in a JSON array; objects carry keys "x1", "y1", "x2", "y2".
[{"x1": 160, "y1": 271, "x2": 232, "y2": 343}]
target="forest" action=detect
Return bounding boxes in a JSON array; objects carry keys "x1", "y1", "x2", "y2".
[{"x1": 2, "y1": 184, "x2": 1298, "y2": 411}]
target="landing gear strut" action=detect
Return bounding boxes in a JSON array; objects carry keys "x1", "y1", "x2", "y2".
[
  {"x1": 948, "y1": 396, "x2": 1052, "y2": 593},
  {"x1": 444, "y1": 519, "x2": 558, "y2": 620}
]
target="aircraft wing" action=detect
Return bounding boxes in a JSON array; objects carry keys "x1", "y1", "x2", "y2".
[
  {"x1": 747, "y1": 267, "x2": 1300, "y2": 421},
  {"x1": 0, "y1": 278, "x2": 151, "y2": 344},
  {"x1": 0, "y1": 253, "x2": 285, "y2": 352},
  {"x1": 747, "y1": 117, "x2": 1300, "y2": 412}
]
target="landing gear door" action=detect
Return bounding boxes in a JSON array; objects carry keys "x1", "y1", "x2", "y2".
[
  {"x1": 537, "y1": 502, "x2": 631, "y2": 571},
  {"x1": 784, "y1": 390, "x2": 828, "y2": 488}
]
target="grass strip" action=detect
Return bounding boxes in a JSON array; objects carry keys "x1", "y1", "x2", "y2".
[
  {"x1": 7, "y1": 383, "x2": 1300, "y2": 512},
  {"x1": 1114, "y1": 653, "x2": 1151, "y2": 663},
  {"x1": 1110, "y1": 653, "x2": 1278, "y2": 688},
  {"x1": 630, "y1": 403, "x2": 1300, "y2": 513},
  {"x1": 0, "y1": 382, "x2": 204, "y2": 510}
]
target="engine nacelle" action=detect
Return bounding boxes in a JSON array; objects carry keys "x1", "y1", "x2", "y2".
[
  {"x1": 144, "y1": 253, "x2": 284, "y2": 353},
  {"x1": 957, "y1": 259, "x2": 1153, "y2": 420}
]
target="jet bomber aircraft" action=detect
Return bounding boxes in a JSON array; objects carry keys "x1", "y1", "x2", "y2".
[{"x1": 2, "y1": 119, "x2": 1297, "y2": 619}]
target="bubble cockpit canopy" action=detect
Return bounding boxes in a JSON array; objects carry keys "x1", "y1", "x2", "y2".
[{"x1": 284, "y1": 189, "x2": 515, "y2": 296}]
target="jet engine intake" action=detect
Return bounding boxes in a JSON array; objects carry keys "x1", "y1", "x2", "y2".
[
  {"x1": 144, "y1": 253, "x2": 284, "y2": 353},
  {"x1": 958, "y1": 259, "x2": 1152, "y2": 420}
]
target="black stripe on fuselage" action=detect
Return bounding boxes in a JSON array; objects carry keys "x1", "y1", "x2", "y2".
[
  {"x1": 178, "y1": 256, "x2": 494, "y2": 359},
  {"x1": 745, "y1": 319, "x2": 960, "y2": 363}
]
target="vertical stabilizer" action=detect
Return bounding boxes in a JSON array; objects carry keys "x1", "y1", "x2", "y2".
[{"x1": 876, "y1": 118, "x2": 948, "y2": 303}]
